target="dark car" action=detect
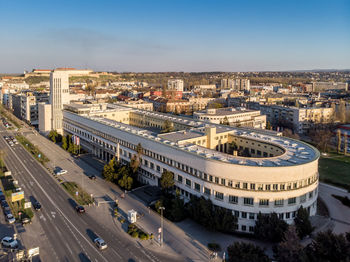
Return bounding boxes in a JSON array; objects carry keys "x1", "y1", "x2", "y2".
[
  {"x1": 89, "y1": 175, "x2": 96, "y2": 180},
  {"x1": 0, "y1": 195, "x2": 5, "y2": 201},
  {"x1": 76, "y1": 206, "x2": 85, "y2": 213},
  {"x1": 33, "y1": 201, "x2": 41, "y2": 211},
  {"x1": 3, "y1": 209, "x2": 11, "y2": 216},
  {"x1": 1, "y1": 200, "x2": 8, "y2": 208}
]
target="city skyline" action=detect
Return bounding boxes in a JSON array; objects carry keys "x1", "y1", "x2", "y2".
[{"x1": 0, "y1": 0, "x2": 349, "y2": 73}]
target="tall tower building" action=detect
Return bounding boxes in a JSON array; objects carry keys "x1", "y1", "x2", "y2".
[{"x1": 50, "y1": 69, "x2": 71, "y2": 133}]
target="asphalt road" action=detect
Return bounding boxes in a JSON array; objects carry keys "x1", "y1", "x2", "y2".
[{"x1": 0, "y1": 125, "x2": 177, "y2": 262}]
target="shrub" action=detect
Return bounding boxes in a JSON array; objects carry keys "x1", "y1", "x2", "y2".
[
  {"x1": 139, "y1": 232, "x2": 149, "y2": 240},
  {"x1": 120, "y1": 218, "x2": 126, "y2": 223},
  {"x1": 131, "y1": 231, "x2": 139, "y2": 238}
]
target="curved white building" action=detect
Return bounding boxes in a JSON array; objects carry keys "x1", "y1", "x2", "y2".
[{"x1": 63, "y1": 104, "x2": 319, "y2": 233}]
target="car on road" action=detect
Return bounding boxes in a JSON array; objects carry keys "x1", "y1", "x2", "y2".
[
  {"x1": 0, "y1": 195, "x2": 5, "y2": 201},
  {"x1": 6, "y1": 213, "x2": 15, "y2": 224},
  {"x1": 1, "y1": 200, "x2": 9, "y2": 208},
  {"x1": 89, "y1": 175, "x2": 96, "y2": 180},
  {"x1": 33, "y1": 201, "x2": 41, "y2": 211},
  {"x1": 1, "y1": 236, "x2": 18, "y2": 249},
  {"x1": 94, "y1": 238, "x2": 107, "y2": 250},
  {"x1": 22, "y1": 217, "x2": 31, "y2": 226},
  {"x1": 55, "y1": 169, "x2": 67, "y2": 176},
  {"x1": 76, "y1": 206, "x2": 85, "y2": 213}
]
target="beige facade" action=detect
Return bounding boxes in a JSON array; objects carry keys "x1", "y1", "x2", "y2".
[
  {"x1": 194, "y1": 108, "x2": 266, "y2": 129},
  {"x1": 38, "y1": 103, "x2": 52, "y2": 133}
]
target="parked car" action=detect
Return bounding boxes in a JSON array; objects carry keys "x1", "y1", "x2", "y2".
[
  {"x1": 1, "y1": 200, "x2": 8, "y2": 208},
  {"x1": 76, "y1": 206, "x2": 85, "y2": 213},
  {"x1": 6, "y1": 214, "x2": 15, "y2": 224},
  {"x1": 33, "y1": 201, "x2": 41, "y2": 211},
  {"x1": 89, "y1": 175, "x2": 96, "y2": 180},
  {"x1": 22, "y1": 217, "x2": 31, "y2": 226},
  {"x1": 55, "y1": 169, "x2": 67, "y2": 176},
  {"x1": 94, "y1": 238, "x2": 107, "y2": 250},
  {"x1": 1, "y1": 236, "x2": 18, "y2": 248},
  {"x1": 0, "y1": 195, "x2": 5, "y2": 201}
]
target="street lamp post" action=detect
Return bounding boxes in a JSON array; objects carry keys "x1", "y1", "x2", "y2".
[{"x1": 159, "y1": 206, "x2": 165, "y2": 246}]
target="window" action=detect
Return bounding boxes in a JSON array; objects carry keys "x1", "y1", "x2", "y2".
[
  {"x1": 215, "y1": 177, "x2": 219, "y2": 184},
  {"x1": 249, "y1": 213, "x2": 255, "y2": 219},
  {"x1": 194, "y1": 183, "x2": 200, "y2": 192},
  {"x1": 215, "y1": 192, "x2": 224, "y2": 200},
  {"x1": 209, "y1": 175, "x2": 213, "y2": 182},
  {"x1": 278, "y1": 213, "x2": 284, "y2": 219},
  {"x1": 234, "y1": 211, "x2": 239, "y2": 217},
  {"x1": 274, "y1": 199, "x2": 284, "y2": 206},
  {"x1": 150, "y1": 163, "x2": 154, "y2": 169},
  {"x1": 228, "y1": 180, "x2": 233, "y2": 187},
  {"x1": 244, "y1": 197, "x2": 254, "y2": 206},
  {"x1": 186, "y1": 179, "x2": 191, "y2": 187},
  {"x1": 273, "y1": 184, "x2": 278, "y2": 190},
  {"x1": 288, "y1": 197, "x2": 296, "y2": 205},
  {"x1": 156, "y1": 165, "x2": 161, "y2": 172},
  {"x1": 249, "y1": 226, "x2": 254, "y2": 232},
  {"x1": 265, "y1": 184, "x2": 271, "y2": 191},
  {"x1": 259, "y1": 199, "x2": 269, "y2": 206},
  {"x1": 300, "y1": 194, "x2": 307, "y2": 203},
  {"x1": 243, "y1": 183, "x2": 248, "y2": 189},
  {"x1": 203, "y1": 173, "x2": 208, "y2": 180},
  {"x1": 250, "y1": 183, "x2": 255, "y2": 190},
  {"x1": 177, "y1": 175, "x2": 183, "y2": 183},
  {"x1": 286, "y1": 212, "x2": 290, "y2": 219},
  {"x1": 280, "y1": 184, "x2": 285, "y2": 190},
  {"x1": 258, "y1": 184, "x2": 263, "y2": 191},
  {"x1": 242, "y1": 212, "x2": 247, "y2": 219},
  {"x1": 229, "y1": 195, "x2": 238, "y2": 204},
  {"x1": 221, "y1": 178, "x2": 226, "y2": 186},
  {"x1": 241, "y1": 225, "x2": 246, "y2": 231},
  {"x1": 309, "y1": 191, "x2": 313, "y2": 198},
  {"x1": 204, "y1": 187, "x2": 211, "y2": 195},
  {"x1": 235, "y1": 182, "x2": 240, "y2": 188}
]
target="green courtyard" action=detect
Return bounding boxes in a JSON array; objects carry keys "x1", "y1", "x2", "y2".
[{"x1": 318, "y1": 153, "x2": 350, "y2": 191}]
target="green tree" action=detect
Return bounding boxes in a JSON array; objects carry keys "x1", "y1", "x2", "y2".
[
  {"x1": 48, "y1": 130, "x2": 58, "y2": 143},
  {"x1": 307, "y1": 230, "x2": 350, "y2": 262},
  {"x1": 160, "y1": 170, "x2": 174, "y2": 192},
  {"x1": 62, "y1": 136, "x2": 68, "y2": 150},
  {"x1": 118, "y1": 174, "x2": 133, "y2": 190},
  {"x1": 266, "y1": 121, "x2": 272, "y2": 130},
  {"x1": 274, "y1": 226, "x2": 307, "y2": 262},
  {"x1": 102, "y1": 158, "x2": 116, "y2": 181},
  {"x1": 214, "y1": 206, "x2": 237, "y2": 233},
  {"x1": 169, "y1": 191, "x2": 186, "y2": 221},
  {"x1": 222, "y1": 116, "x2": 229, "y2": 125},
  {"x1": 294, "y1": 206, "x2": 313, "y2": 239},
  {"x1": 254, "y1": 212, "x2": 288, "y2": 243},
  {"x1": 227, "y1": 242, "x2": 270, "y2": 262}
]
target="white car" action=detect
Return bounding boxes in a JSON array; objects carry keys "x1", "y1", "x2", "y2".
[
  {"x1": 6, "y1": 214, "x2": 15, "y2": 224},
  {"x1": 1, "y1": 236, "x2": 18, "y2": 248},
  {"x1": 94, "y1": 238, "x2": 107, "y2": 250},
  {"x1": 55, "y1": 169, "x2": 67, "y2": 176}
]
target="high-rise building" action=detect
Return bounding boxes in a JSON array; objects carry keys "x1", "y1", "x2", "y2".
[
  {"x1": 168, "y1": 79, "x2": 184, "y2": 92},
  {"x1": 50, "y1": 69, "x2": 71, "y2": 133}
]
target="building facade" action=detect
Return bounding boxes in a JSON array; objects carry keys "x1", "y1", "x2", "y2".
[
  {"x1": 168, "y1": 79, "x2": 184, "y2": 92},
  {"x1": 193, "y1": 107, "x2": 266, "y2": 129},
  {"x1": 62, "y1": 103, "x2": 319, "y2": 233}
]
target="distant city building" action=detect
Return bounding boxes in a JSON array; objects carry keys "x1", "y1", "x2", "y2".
[
  {"x1": 10, "y1": 91, "x2": 49, "y2": 126},
  {"x1": 168, "y1": 79, "x2": 184, "y2": 92},
  {"x1": 221, "y1": 78, "x2": 250, "y2": 91},
  {"x1": 193, "y1": 107, "x2": 266, "y2": 129},
  {"x1": 193, "y1": 84, "x2": 217, "y2": 92},
  {"x1": 312, "y1": 82, "x2": 348, "y2": 92},
  {"x1": 258, "y1": 105, "x2": 334, "y2": 133}
]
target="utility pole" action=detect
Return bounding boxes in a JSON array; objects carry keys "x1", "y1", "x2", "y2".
[{"x1": 159, "y1": 206, "x2": 165, "y2": 246}]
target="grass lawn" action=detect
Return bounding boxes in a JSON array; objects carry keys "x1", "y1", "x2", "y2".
[
  {"x1": 61, "y1": 181, "x2": 94, "y2": 205},
  {"x1": 318, "y1": 154, "x2": 350, "y2": 191}
]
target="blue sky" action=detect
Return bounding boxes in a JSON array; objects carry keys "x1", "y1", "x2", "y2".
[{"x1": 0, "y1": 0, "x2": 349, "y2": 73}]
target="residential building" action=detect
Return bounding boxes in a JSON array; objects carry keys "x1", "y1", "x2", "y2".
[{"x1": 168, "y1": 79, "x2": 184, "y2": 92}]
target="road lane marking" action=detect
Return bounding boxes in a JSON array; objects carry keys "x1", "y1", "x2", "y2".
[{"x1": 5, "y1": 141, "x2": 112, "y2": 262}]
